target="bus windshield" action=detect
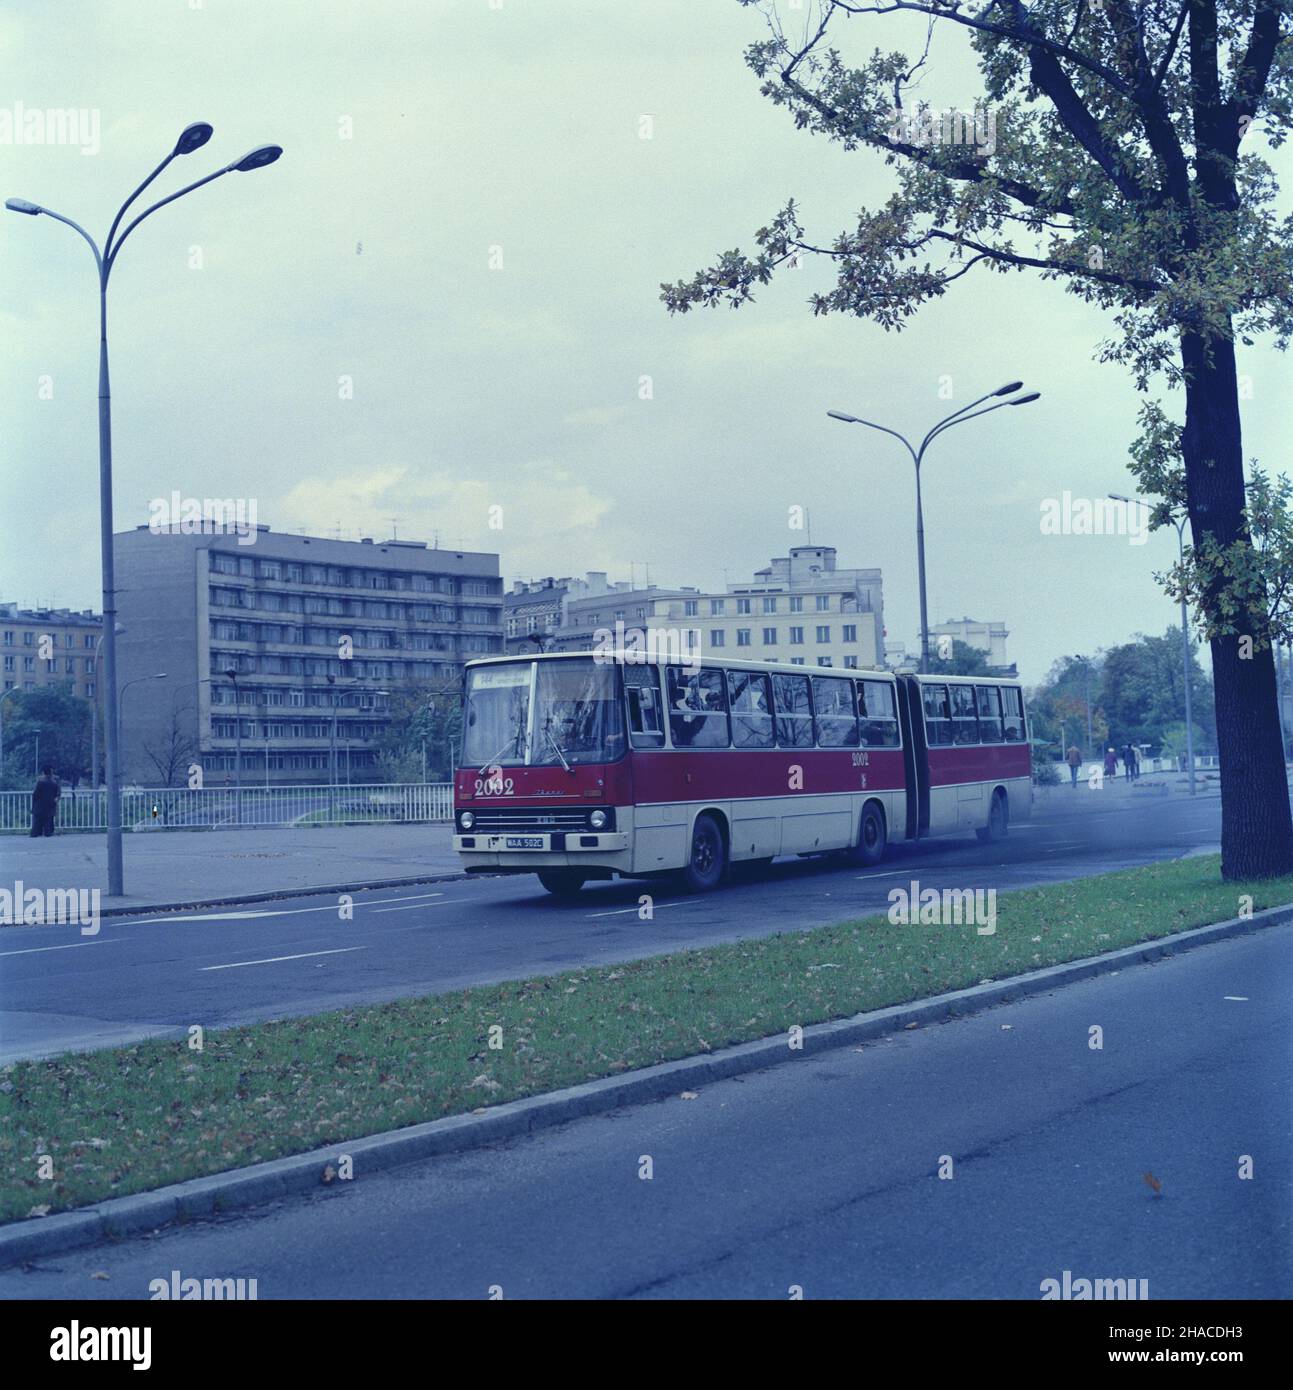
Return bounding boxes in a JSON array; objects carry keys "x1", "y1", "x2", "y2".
[
  {"x1": 462, "y1": 658, "x2": 626, "y2": 767},
  {"x1": 532, "y1": 658, "x2": 625, "y2": 766},
  {"x1": 462, "y1": 662, "x2": 531, "y2": 767}
]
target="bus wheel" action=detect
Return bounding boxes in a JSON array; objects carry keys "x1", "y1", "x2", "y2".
[
  {"x1": 537, "y1": 870, "x2": 587, "y2": 897},
  {"x1": 680, "y1": 813, "x2": 726, "y2": 892},
  {"x1": 977, "y1": 790, "x2": 1009, "y2": 842},
  {"x1": 848, "y1": 802, "x2": 887, "y2": 867}
]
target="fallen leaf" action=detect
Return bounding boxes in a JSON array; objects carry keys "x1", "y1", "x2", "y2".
[
  {"x1": 680, "y1": 1091, "x2": 698, "y2": 1100},
  {"x1": 321, "y1": 1165, "x2": 337, "y2": 1184},
  {"x1": 1143, "y1": 1172, "x2": 1163, "y2": 1196},
  {"x1": 91, "y1": 1271, "x2": 110, "y2": 1280}
]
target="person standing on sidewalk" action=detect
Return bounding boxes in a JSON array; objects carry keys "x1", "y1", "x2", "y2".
[
  {"x1": 1066, "y1": 744, "x2": 1082, "y2": 787},
  {"x1": 1127, "y1": 743, "x2": 1140, "y2": 781},
  {"x1": 30, "y1": 765, "x2": 60, "y2": 837},
  {"x1": 1104, "y1": 746, "x2": 1118, "y2": 779}
]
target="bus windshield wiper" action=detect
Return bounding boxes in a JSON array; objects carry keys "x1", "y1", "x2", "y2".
[
  {"x1": 543, "y1": 718, "x2": 573, "y2": 774},
  {"x1": 479, "y1": 711, "x2": 528, "y2": 774}
]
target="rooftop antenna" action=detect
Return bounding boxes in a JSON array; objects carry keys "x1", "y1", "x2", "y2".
[{"x1": 387, "y1": 515, "x2": 406, "y2": 540}]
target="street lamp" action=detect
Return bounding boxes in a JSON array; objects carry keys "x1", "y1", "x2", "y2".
[
  {"x1": 90, "y1": 623, "x2": 126, "y2": 793},
  {"x1": 6, "y1": 124, "x2": 282, "y2": 896},
  {"x1": 829, "y1": 382, "x2": 1039, "y2": 672},
  {"x1": 224, "y1": 666, "x2": 243, "y2": 818},
  {"x1": 1110, "y1": 494, "x2": 1196, "y2": 795},
  {"x1": 117, "y1": 673, "x2": 168, "y2": 779}
]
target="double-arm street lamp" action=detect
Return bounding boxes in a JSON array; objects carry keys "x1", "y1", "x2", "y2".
[
  {"x1": 7, "y1": 124, "x2": 282, "y2": 896},
  {"x1": 828, "y1": 383, "x2": 1040, "y2": 672},
  {"x1": 1109, "y1": 494, "x2": 1196, "y2": 795}
]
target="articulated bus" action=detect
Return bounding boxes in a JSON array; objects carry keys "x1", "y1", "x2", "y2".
[{"x1": 452, "y1": 652, "x2": 1031, "y2": 896}]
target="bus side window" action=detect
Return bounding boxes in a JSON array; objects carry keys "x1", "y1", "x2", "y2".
[
  {"x1": 772, "y1": 672, "x2": 814, "y2": 748},
  {"x1": 950, "y1": 683, "x2": 979, "y2": 744},
  {"x1": 624, "y1": 665, "x2": 665, "y2": 748},
  {"x1": 667, "y1": 666, "x2": 730, "y2": 748},
  {"x1": 859, "y1": 679, "x2": 900, "y2": 747},
  {"x1": 922, "y1": 683, "x2": 952, "y2": 745},
  {"x1": 727, "y1": 669, "x2": 774, "y2": 748},
  {"x1": 975, "y1": 684, "x2": 1003, "y2": 743},
  {"x1": 812, "y1": 675, "x2": 859, "y2": 747},
  {"x1": 1001, "y1": 685, "x2": 1026, "y2": 742}
]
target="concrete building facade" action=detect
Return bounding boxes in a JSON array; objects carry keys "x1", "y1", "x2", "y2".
[
  {"x1": 1, "y1": 602, "x2": 102, "y2": 698},
  {"x1": 113, "y1": 525, "x2": 502, "y2": 785}
]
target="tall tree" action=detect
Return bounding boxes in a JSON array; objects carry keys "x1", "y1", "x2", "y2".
[{"x1": 664, "y1": 0, "x2": 1293, "y2": 878}]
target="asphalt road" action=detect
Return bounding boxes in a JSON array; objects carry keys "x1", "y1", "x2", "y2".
[
  {"x1": 0, "y1": 791, "x2": 1225, "y2": 1062},
  {"x1": 3, "y1": 920, "x2": 1285, "y2": 1299}
]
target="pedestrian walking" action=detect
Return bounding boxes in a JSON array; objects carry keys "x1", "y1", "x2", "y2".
[
  {"x1": 1104, "y1": 746, "x2": 1118, "y2": 779},
  {"x1": 1066, "y1": 743, "x2": 1082, "y2": 787},
  {"x1": 30, "y1": 765, "x2": 60, "y2": 837},
  {"x1": 1127, "y1": 743, "x2": 1140, "y2": 781}
]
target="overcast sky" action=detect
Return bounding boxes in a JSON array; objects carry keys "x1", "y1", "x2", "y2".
[{"x1": 2, "y1": 0, "x2": 1289, "y2": 684}]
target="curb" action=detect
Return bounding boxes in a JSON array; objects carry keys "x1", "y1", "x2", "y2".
[
  {"x1": 87, "y1": 870, "x2": 476, "y2": 921},
  {"x1": 2, "y1": 900, "x2": 1289, "y2": 1268}
]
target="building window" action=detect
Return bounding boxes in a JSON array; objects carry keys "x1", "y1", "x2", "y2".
[
  {"x1": 762, "y1": 627, "x2": 777, "y2": 645},
  {"x1": 789, "y1": 627, "x2": 804, "y2": 645},
  {"x1": 710, "y1": 599, "x2": 725, "y2": 616},
  {"x1": 843, "y1": 624, "x2": 857, "y2": 642},
  {"x1": 843, "y1": 655, "x2": 858, "y2": 669},
  {"x1": 710, "y1": 630, "x2": 726, "y2": 648},
  {"x1": 762, "y1": 596, "x2": 777, "y2": 614},
  {"x1": 737, "y1": 598, "x2": 751, "y2": 614},
  {"x1": 815, "y1": 594, "x2": 830, "y2": 611},
  {"x1": 818, "y1": 656, "x2": 833, "y2": 667},
  {"x1": 816, "y1": 625, "x2": 830, "y2": 643},
  {"x1": 736, "y1": 628, "x2": 751, "y2": 646},
  {"x1": 789, "y1": 597, "x2": 803, "y2": 613},
  {"x1": 684, "y1": 600, "x2": 698, "y2": 617}
]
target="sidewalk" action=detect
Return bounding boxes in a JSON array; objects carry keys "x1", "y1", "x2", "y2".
[
  {"x1": 0, "y1": 823, "x2": 464, "y2": 915},
  {"x1": 1031, "y1": 766, "x2": 1224, "y2": 814}
]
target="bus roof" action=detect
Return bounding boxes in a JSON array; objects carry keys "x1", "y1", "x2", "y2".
[{"x1": 463, "y1": 651, "x2": 901, "y2": 681}]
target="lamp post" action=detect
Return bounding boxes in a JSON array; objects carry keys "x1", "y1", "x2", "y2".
[
  {"x1": 7, "y1": 125, "x2": 282, "y2": 896},
  {"x1": 224, "y1": 667, "x2": 243, "y2": 820},
  {"x1": 117, "y1": 673, "x2": 167, "y2": 780},
  {"x1": 829, "y1": 383, "x2": 1039, "y2": 672},
  {"x1": 1110, "y1": 494, "x2": 1195, "y2": 795},
  {"x1": 90, "y1": 623, "x2": 126, "y2": 793}
]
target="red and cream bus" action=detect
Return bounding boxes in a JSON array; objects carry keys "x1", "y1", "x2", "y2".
[{"x1": 452, "y1": 652, "x2": 1031, "y2": 896}]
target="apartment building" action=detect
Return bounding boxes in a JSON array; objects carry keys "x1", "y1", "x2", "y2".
[
  {"x1": 0, "y1": 602, "x2": 102, "y2": 698},
  {"x1": 113, "y1": 524, "x2": 502, "y2": 785}
]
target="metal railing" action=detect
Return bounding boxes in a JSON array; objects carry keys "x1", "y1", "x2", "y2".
[{"x1": 0, "y1": 782, "x2": 454, "y2": 833}]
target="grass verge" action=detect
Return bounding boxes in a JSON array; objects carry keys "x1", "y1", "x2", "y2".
[{"x1": 3, "y1": 854, "x2": 1290, "y2": 1224}]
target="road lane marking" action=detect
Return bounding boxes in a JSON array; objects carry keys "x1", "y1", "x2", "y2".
[
  {"x1": 1224, "y1": 996, "x2": 1248, "y2": 1001},
  {"x1": 200, "y1": 946, "x2": 369, "y2": 971},
  {"x1": 373, "y1": 902, "x2": 453, "y2": 914},
  {"x1": 586, "y1": 900, "x2": 704, "y2": 919},
  {"x1": 855, "y1": 869, "x2": 916, "y2": 880},
  {"x1": 0, "y1": 939, "x2": 120, "y2": 958}
]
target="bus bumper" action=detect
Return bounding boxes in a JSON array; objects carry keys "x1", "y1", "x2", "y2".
[{"x1": 453, "y1": 831, "x2": 631, "y2": 870}]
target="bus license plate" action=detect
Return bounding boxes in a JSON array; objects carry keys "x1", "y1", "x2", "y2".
[{"x1": 505, "y1": 836, "x2": 546, "y2": 850}]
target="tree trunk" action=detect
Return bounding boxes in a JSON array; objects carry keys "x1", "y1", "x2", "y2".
[{"x1": 1180, "y1": 328, "x2": 1293, "y2": 879}]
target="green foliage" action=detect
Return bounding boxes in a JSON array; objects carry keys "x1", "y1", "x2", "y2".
[
  {"x1": 664, "y1": 2, "x2": 1293, "y2": 387},
  {"x1": 927, "y1": 638, "x2": 993, "y2": 676},
  {"x1": 372, "y1": 679, "x2": 463, "y2": 782},
  {"x1": 0, "y1": 686, "x2": 92, "y2": 790}
]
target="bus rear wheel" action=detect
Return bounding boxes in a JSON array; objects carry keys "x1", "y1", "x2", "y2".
[
  {"x1": 847, "y1": 802, "x2": 887, "y2": 867},
  {"x1": 679, "y1": 813, "x2": 726, "y2": 892},
  {"x1": 537, "y1": 869, "x2": 587, "y2": 897},
  {"x1": 977, "y1": 790, "x2": 1009, "y2": 842}
]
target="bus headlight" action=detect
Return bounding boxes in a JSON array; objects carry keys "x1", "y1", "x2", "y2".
[
  {"x1": 459, "y1": 811, "x2": 475, "y2": 830},
  {"x1": 589, "y1": 809, "x2": 607, "y2": 830}
]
